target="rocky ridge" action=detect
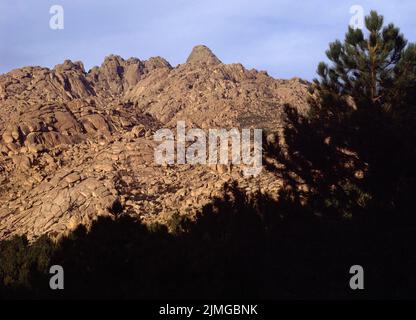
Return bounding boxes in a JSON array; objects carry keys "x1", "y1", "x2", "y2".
[{"x1": 0, "y1": 45, "x2": 310, "y2": 240}]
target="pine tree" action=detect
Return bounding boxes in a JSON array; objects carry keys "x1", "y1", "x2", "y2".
[
  {"x1": 312, "y1": 11, "x2": 415, "y2": 115},
  {"x1": 310, "y1": 11, "x2": 416, "y2": 213}
]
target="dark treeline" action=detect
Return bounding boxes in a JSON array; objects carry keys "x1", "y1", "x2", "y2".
[
  {"x1": 1, "y1": 182, "x2": 415, "y2": 299},
  {"x1": 1, "y1": 11, "x2": 416, "y2": 299}
]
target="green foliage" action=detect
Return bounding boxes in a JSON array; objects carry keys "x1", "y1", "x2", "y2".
[
  {"x1": 167, "y1": 211, "x2": 191, "y2": 235},
  {"x1": 309, "y1": 11, "x2": 416, "y2": 213},
  {"x1": 0, "y1": 235, "x2": 54, "y2": 293},
  {"x1": 1, "y1": 184, "x2": 415, "y2": 300},
  {"x1": 312, "y1": 11, "x2": 414, "y2": 115},
  {"x1": 323, "y1": 180, "x2": 372, "y2": 218},
  {"x1": 1, "y1": 10, "x2": 415, "y2": 301}
]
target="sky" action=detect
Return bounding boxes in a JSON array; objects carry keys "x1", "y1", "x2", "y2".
[{"x1": 0, "y1": 0, "x2": 415, "y2": 80}]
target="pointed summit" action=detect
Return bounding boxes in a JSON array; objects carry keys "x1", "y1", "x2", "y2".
[{"x1": 186, "y1": 45, "x2": 222, "y2": 65}]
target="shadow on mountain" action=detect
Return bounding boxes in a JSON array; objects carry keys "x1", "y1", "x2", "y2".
[
  {"x1": 2, "y1": 101, "x2": 416, "y2": 299},
  {"x1": 266, "y1": 102, "x2": 416, "y2": 221},
  {"x1": 2, "y1": 10, "x2": 415, "y2": 300},
  {"x1": 1, "y1": 179, "x2": 416, "y2": 299},
  {"x1": 261, "y1": 100, "x2": 416, "y2": 299}
]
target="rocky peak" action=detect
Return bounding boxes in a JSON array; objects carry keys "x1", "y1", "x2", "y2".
[
  {"x1": 54, "y1": 60, "x2": 86, "y2": 73},
  {"x1": 102, "y1": 54, "x2": 125, "y2": 66},
  {"x1": 186, "y1": 45, "x2": 222, "y2": 66},
  {"x1": 144, "y1": 56, "x2": 172, "y2": 71},
  {"x1": 0, "y1": 47, "x2": 311, "y2": 241}
]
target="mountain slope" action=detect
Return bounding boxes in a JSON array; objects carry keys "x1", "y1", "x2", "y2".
[{"x1": 0, "y1": 45, "x2": 310, "y2": 240}]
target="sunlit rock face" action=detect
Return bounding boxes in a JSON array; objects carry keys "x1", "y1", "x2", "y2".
[{"x1": 0, "y1": 45, "x2": 310, "y2": 240}]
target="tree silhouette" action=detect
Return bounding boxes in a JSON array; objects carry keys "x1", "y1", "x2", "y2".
[
  {"x1": 304, "y1": 11, "x2": 416, "y2": 216},
  {"x1": 1, "y1": 11, "x2": 416, "y2": 301}
]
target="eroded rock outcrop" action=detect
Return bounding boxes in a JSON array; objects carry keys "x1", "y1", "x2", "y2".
[{"x1": 0, "y1": 45, "x2": 310, "y2": 240}]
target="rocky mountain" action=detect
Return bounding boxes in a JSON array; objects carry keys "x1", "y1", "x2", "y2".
[{"x1": 0, "y1": 45, "x2": 310, "y2": 240}]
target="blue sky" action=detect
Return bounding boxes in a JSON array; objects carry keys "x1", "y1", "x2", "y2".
[{"x1": 1, "y1": 0, "x2": 415, "y2": 80}]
